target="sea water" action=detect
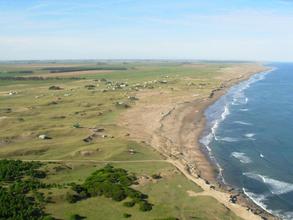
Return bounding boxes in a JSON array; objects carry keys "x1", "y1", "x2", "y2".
[{"x1": 200, "y1": 63, "x2": 293, "y2": 219}]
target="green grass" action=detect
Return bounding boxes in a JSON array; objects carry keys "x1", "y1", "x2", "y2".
[{"x1": 44, "y1": 163, "x2": 241, "y2": 220}]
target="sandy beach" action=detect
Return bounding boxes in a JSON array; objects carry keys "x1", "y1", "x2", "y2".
[{"x1": 120, "y1": 63, "x2": 278, "y2": 220}]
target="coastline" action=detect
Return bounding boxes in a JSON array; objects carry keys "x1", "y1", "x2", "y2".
[
  {"x1": 120, "y1": 63, "x2": 278, "y2": 220},
  {"x1": 194, "y1": 66, "x2": 279, "y2": 220}
]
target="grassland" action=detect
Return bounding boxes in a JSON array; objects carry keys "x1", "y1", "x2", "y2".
[{"x1": 0, "y1": 61, "x2": 256, "y2": 220}]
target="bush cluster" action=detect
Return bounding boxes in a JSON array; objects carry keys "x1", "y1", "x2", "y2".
[
  {"x1": 0, "y1": 186, "x2": 44, "y2": 220},
  {"x1": 0, "y1": 160, "x2": 53, "y2": 220},
  {"x1": 70, "y1": 164, "x2": 153, "y2": 211},
  {"x1": 0, "y1": 159, "x2": 46, "y2": 181}
]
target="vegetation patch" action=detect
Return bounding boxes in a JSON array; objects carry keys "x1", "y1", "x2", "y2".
[
  {"x1": 0, "y1": 159, "x2": 46, "y2": 181},
  {"x1": 68, "y1": 164, "x2": 153, "y2": 211},
  {"x1": 0, "y1": 160, "x2": 53, "y2": 219}
]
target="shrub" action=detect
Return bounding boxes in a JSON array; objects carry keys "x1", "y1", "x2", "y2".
[
  {"x1": 123, "y1": 201, "x2": 135, "y2": 207},
  {"x1": 76, "y1": 164, "x2": 152, "y2": 211},
  {"x1": 151, "y1": 174, "x2": 161, "y2": 179},
  {"x1": 0, "y1": 159, "x2": 43, "y2": 181},
  {"x1": 72, "y1": 184, "x2": 85, "y2": 193},
  {"x1": 73, "y1": 123, "x2": 80, "y2": 128},
  {"x1": 123, "y1": 213, "x2": 132, "y2": 218},
  {"x1": 69, "y1": 214, "x2": 83, "y2": 220},
  {"x1": 32, "y1": 170, "x2": 47, "y2": 178},
  {"x1": 139, "y1": 201, "x2": 152, "y2": 212},
  {"x1": 111, "y1": 188, "x2": 127, "y2": 201},
  {"x1": 79, "y1": 190, "x2": 89, "y2": 199},
  {"x1": 125, "y1": 188, "x2": 147, "y2": 202},
  {"x1": 66, "y1": 192, "x2": 79, "y2": 203},
  {"x1": 0, "y1": 186, "x2": 44, "y2": 219}
]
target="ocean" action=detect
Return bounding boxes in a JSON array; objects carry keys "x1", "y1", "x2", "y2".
[{"x1": 200, "y1": 63, "x2": 293, "y2": 219}]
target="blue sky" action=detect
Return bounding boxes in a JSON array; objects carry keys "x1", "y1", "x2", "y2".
[{"x1": 0, "y1": 0, "x2": 293, "y2": 61}]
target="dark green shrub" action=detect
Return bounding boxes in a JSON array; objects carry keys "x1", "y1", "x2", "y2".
[
  {"x1": 69, "y1": 214, "x2": 84, "y2": 220},
  {"x1": 112, "y1": 188, "x2": 127, "y2": 201},
  {"x1": 72, "y1": 184, "x2": 85, "y2": 193},
  {"x1": 78, "y1": 164, "x2": 152, "y2": 210},
  {"x1": 139, "y1": 201, "x2": 152, "y2": 212},
  {"x1": 32, "y1": 170, "x2": 47, "y2": 178},
  {"x1": 79, "y1": 190, "x2": 89, "y2": 199},
  {"x1": 125, "y1": 188, "x2": 147, "y2": 202},
  {"x1": 123, "y1": 213, "x2": 132, "y2": 218},
  {"x1": 0, "y1": 159, "x2": 43, "y2": 181},
  {"x1": 0, "y1": 186, "x2": 44, "y2": 219},
  {"x1": 151, "y1": 174, "x2": 161, "y2": 179},
  {"x1": 73, "y1": 123, "x2": 80, "y2": 128},
  {"x1": 123, "y1": 201, "x2": 135, "y2": 207},
  {"x1": 66, "y1": 192, "x2": 78, "y2": 203}
]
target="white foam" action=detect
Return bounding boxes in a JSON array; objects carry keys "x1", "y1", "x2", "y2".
[
  {"x1": 210, "y1": 104, "x2": 230, "y2": 141},
  {"x1": 211, "y1": 120, "x2": 219, "y2": 140},
  {"x1": 231, "y1": 91, "x2": 247, "y2": 105},
  {"x1": 218, "y1": 137, "x2": 239, "y2": 142},
  {"x1": 245, "y1": 133, "x2": 255, "y2": 138},
  {"x1": 200, "y1": 133, "x2": 213, "y2": 151},
  {"x1": 244, "y1": 173, "x2": 293, "y2": 195},
  {"x1": 221, "y1": 105, "x2": 230, "y2": 120},
  {"x1": 278, "y1": 211, "x2": 293, "y2": 220},
  {"x1": 231, "y1": 152, "x2": 252, "y2": 164},
  {"x1": 234, "y1": 121, "x2": 252, "y2": 126},
  {"x1": 239, "y1": 108, "x2": 249, "y2": 111},
  {"x1": 243, "y1": 188, "x2": 270, "y2": 212},
  {"x1": 228, "y1": 68, "x2": 275, "y2": 107}
]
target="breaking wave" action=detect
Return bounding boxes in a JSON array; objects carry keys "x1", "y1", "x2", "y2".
[
  {"x1": 231, "y1": 152, "x2": 252, "y2": 164},
  {"x1": 245, "y1": 133, "x2": 256, "y2": 138},
  {"x1": 243, "y1": 188, "x2": 269, "y2": 211},
  {"x1": 244, "y1": 173, "x2": 293, "y2": 195},
  {"x1": 243, "y1": 188, "x2": 293, "y2": 220},
  {"x1": 201, "y1": 68, "x2": 273, "y2": 149},
  {"x1": 218, "y1": 137, "x2": 239, "y2": 142},
  {"x1": 234, "y1": 121, "x2": 252, "y2": 126}
]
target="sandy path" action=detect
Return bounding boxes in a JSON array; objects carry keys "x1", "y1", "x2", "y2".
[{"x1": 168, "y1": 159, "x2": 262, "y2": 220}]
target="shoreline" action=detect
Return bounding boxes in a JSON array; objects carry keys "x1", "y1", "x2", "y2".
[
  {"x1": 120, "y1": 64, "x2": 278, "y2": 220},
  {"x1": 195, "y1": 66, "x2": 279, "y2": 219}
]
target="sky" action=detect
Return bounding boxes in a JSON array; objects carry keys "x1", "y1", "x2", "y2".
[{"x1": 0, "y1": 0, "x2": 293, "y2": 61}]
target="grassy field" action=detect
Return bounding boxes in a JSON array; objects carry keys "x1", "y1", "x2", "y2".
[
  {"x1": 0, "y1": 61, "x2": 242, "y2": 220},
  {"x1": 44, "y1": 162, "x2": 240, "y2": 220}
]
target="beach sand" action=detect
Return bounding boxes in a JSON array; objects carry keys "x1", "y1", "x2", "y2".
[{"x1": 120, "y1": 63, "x2": 278, "y2": 220}]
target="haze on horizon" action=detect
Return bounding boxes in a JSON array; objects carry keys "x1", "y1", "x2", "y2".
[{"x1": 1, "y1": 0, "x2": 293, "y2": 62}]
